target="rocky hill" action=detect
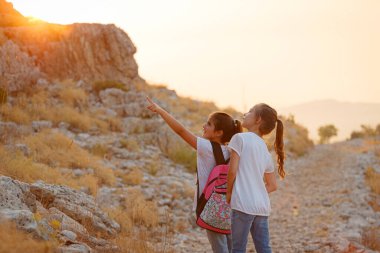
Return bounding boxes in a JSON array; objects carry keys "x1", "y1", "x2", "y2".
[{"x1": 3, "y1": 1, "x2": 379, "y2": 253}]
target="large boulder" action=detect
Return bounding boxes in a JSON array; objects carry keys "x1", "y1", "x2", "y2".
[{"x1": 30, "y1": 182, "x2": 120, "y2": 238}]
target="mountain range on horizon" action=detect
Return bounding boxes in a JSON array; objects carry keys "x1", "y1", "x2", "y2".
[{"x1": 279, "y1": 99, "x2": 380, "y2": 141}]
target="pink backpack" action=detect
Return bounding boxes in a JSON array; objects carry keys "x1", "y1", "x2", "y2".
[{"x1": 196, "y1": 141, "x2": 231, "y2": 234}]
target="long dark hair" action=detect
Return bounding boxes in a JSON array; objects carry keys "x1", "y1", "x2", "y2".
[
  {"x1": 210, "y1": 112, "x2": 242, "y2": 144},
  {"x1": 255, "y1": 104, "x2": 285, "y2": 179}
]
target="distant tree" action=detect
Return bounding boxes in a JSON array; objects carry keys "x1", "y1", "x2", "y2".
[{"x1": 318, "y1": 124, "x2": 338, "y2": 144}]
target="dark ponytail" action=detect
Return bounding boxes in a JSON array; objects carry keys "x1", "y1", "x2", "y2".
[
  {"x1": 255, "y1": 103, "x2": 286, "y2": 179},
  {"x1": 210, "y1": 112, "x2": 242, "y2": 144},
  {"x1": 274, "y1": 119, "x2": 285, "y2": 179},
  {"x1": 234, "y1": 119, "x2": 243, "y2": 135}
]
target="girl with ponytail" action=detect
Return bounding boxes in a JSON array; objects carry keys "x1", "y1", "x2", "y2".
[
  {"x1": 226, "y1": 103, "x2": 285, "y2": 253},
  {"x1": 146, "y1": 97, "x2": 242, "y2": 253}
]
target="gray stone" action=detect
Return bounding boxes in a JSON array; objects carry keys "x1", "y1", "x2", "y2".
[
  {"x1": 31, "y1": 120, "x2": 53, "y2": 132},
  {"x1": 61, "y1": 230, "x2": 77, "y2": 241}
]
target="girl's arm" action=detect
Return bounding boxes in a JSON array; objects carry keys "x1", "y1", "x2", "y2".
[
  {"x1": 227, "y1": 149, "x2": 240, "y2": 204},
  {"x1": 146, "y1": 97, "x2": 197, "y2": 149},
  {"x1": 264, "y1": 172, "x2": 277, "y2": 193}
]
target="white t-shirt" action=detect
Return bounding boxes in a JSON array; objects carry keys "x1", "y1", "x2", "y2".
[
  {"x1": 228, "y1": 132, "x2": 274, "y2": 216},
  {"x1": 193, "y1": 137, "x2": 230, "y2": 210}
]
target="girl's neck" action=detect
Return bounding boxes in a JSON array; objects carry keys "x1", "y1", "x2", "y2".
[
  {"x1": 246, "y1": 126, "x2": 262, "y2": 137},
  {"x1": 208, "y1": 137, "x2": 223, "y2": 145}
]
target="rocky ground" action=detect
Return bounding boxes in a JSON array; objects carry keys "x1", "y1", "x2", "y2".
[{"x1": 175, "y1": 139, "x2": 380, "y2": 253}]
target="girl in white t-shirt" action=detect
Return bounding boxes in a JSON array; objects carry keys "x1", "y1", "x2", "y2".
[
  {"x1": 226, "y1": 103, "x2": 285, "y2": 253},
  {"x1": 146, "y1": 97, "x2": 242, "y2": 253}
]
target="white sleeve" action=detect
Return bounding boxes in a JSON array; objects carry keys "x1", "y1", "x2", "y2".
[
  {"x1": 197, "y1": 137, "x2": 212, "y2": 158},
  {"x1": 228, "y1": 134, "x2": 242, "y2": 157},
  {"x1": 265, "y1": 153, "x2": 275, "y2": 173}
]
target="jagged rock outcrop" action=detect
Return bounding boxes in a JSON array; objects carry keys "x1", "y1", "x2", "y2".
[
  {"x1": 0, "y1": 176, "x2": 119, "y2": 252},
  {"x1": 0, "y1": 0, "x2": 140, "y2": 92}
]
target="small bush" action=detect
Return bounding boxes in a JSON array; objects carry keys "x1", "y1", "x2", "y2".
[{"x1": 92, "y1": 80, "x2": 128, "y2": 94}]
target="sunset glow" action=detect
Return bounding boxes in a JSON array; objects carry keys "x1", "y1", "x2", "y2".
[{"x1": 9, "y1": 0, "x2": 380, "y2": 112}]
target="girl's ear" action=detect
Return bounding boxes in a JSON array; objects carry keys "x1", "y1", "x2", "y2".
[
  {"x1": 255, "y1": 116, "x2": 262, "y2": 124},
  {"x1": 215, "y1": 129, "x2": 223, "y2": 138}
]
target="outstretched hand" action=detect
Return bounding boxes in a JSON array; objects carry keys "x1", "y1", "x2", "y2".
[{"x1": 146, "y1": 96, "x2": 161, "y2": 113}]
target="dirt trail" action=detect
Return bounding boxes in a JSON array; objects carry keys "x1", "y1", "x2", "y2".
[{"x1": 180, "y1": 141, "x2": 379, "y2": 252}]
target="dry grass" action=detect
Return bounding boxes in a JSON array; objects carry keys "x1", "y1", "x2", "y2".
[
  {"x1": 365, "y1": 167, "x2": 380, "y2": 195},
  {"x1": 0, "y1": 88, "x2": 120, "y2": 133},
  {"x1": 23, "y1": 130, "x2": 116, "y2": 187},
  {"x1": 0, "y1": 221, "x2": 56, "y2": 253},
  {"x1": 126, "y1": 189, "x2": 159, "y2": 227},
  {"x1": 0, "y1": 146, "x2": 61, "y2": 183},
  {"x1": 106, "y1": 189, "x2": 159, "y2": 232},
  {"x1": 362, "y1": 226, "x2": 380, "y2": 251},
  {"x1": 120, "y1": 138, "x2": 141, "y2": 152},
  {"x1": 55, "y1": 87, "x2": 88, "y2": 108},
  {"x1": 365, "y1": 167, "x2": 380, "y2": 212},
  {"x1": 24, "y1": 130, "x2": 95, "y2": 168},
  {"x1": 167, "y1": 143, "x2": 197, "y2": 172},
  {"x1": 0, "y1": 104, "x2": 31, "y2": 124},
  {"x1": 119, "y1": 168, "x2": 144, "y2": 185},
  {"x1": 106, "y1": 188, "x2": 175, "y2": 253},
  {"x1": 0, "y1": 146, "x2": 100, "y2": 195},
  {"x1": 90, "y1": 143, "x2": 110, "y2": 159}
]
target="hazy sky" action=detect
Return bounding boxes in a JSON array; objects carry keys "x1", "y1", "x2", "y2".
[{"x1": 10, "y1": 0, "x2": 380, "y2": 111}]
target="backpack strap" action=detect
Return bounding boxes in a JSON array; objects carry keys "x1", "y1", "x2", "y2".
[{"x1": 210, "y1": 141, "x2": 228, "y2": 165}]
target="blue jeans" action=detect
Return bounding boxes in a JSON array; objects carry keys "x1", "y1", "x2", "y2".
[
  {"x1": 206, "y1": 230, "x2": 232, "y2": 253},
  {"x1": 231, "y1": 210, "x2": 272, "y2": 253}
]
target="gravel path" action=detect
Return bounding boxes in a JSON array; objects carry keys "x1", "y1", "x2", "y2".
[{"x1": 177, "y1": 140, "x2": 380, "y2": 252}]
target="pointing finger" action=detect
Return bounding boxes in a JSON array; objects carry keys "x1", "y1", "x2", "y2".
[{"x1": 146, "y1": 96, "x2": 154, "y2": 105}]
